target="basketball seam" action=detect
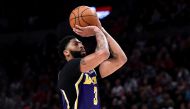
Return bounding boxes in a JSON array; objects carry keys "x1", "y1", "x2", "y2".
[
  {"x1": 81, "y1": 16, "x2": 91, "y2": 26},
  {"x1": 81, "y1": 8, "x2": 97, "y2": 26},
  {"x1": 70, "y1": 15, "x2": 98, "y2": 21},
  {"x1": 70, "y1": 11, "x2": 77, "y2": 28},
  {"x1": 81, "y1": 7, "x2": 91, "y2": 15},
  {"x1": 70, "y1": 6, "x2": 98, "y2": 27},
  {"x1": 77, "y1": 7, "x2": 82, "y2": 27},
  {"x1": 81, "y1": 7, "x2": 97, "y2": 17},
  {"x1": 70, "y1": 7, "x2": 97, "y2": 20}
]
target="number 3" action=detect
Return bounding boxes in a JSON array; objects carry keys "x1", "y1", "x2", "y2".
[{"x1": 94, "y1": 86, "x2": 98, "y2": 105}]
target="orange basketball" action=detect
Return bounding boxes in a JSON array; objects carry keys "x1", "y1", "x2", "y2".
[{"x1": 69, "y1": 5, "x2": 101, "y2": 29}]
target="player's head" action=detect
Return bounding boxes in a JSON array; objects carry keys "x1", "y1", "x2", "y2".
[{"x1": 58, "y1": 35, "x2": 86, "y2": 60}]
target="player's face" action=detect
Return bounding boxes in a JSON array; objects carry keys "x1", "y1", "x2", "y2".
[{"x1": 65, "y1": 38, "x2": 86, "y2": 58}]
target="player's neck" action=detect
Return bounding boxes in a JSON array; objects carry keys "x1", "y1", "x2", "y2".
[{"x1": 66, "y1": 56, "x2": 74, "y2": 61}]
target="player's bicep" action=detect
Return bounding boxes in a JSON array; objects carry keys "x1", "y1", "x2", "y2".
[
  {"x1": 99, "y1": 59, "x2": 124, "y2": 78},
  {"x1": 80, "y1": 50, "x2": 109, "y2": 72}
]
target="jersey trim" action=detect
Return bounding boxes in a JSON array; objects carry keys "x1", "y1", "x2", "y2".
[
  {"x1": 60, "y1": 89, "x2": 70, "y2": 109},
  {"x1": 74, "y1": 73, "x2": 84, "y2": 109}
]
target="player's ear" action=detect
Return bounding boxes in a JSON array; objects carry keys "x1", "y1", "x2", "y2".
[{"x1": 63, "y1": 50, "x2": 70, "y2": 57}]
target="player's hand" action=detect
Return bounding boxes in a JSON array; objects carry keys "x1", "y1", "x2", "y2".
[{"x1": 73, "y1": 25, "x2": 100, "y2": 37}]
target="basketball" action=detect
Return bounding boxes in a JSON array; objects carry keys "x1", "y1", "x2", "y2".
[{"x1": 69, "y1": 5, "x2": 101, "y2": 29}]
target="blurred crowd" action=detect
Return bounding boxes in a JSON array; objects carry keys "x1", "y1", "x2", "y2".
[
  {"x1": 99, "y1": 28, "x2": 190, "y2": 109},
  {"x1": 0, "y1": 0, "x2": 190, "y2": 109},
  {"x1": 0, "y1": 33, "x2": 60, "y2": 109}
]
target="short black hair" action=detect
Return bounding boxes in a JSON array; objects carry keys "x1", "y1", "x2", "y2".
[{"x1": 57, "y1": 35, "x2": 76, "y2": 59}]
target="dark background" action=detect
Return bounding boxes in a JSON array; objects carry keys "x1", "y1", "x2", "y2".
[{"x1": 0, "y1": 0, "x2": 190, "y2": 109}]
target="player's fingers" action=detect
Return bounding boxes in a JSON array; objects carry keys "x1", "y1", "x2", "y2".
[
  {"x1": 73, "y1": 28, "x2": 87, "y2": 37},
  {"x1": 73, "y1": 29, "x2": 81, "y2": 35},
  {"x1": 73, "y1": 28, "x2": 83, "y2": 33},
  {"x1": 75, "y1": 25, "x2": 84, "y2": 31}
]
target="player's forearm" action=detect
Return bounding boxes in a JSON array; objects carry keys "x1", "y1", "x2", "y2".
[
  {"x1": 100, "y1": 27, "x2": 127, "y2": 63},
  {"x1": 79, "y1": 26, "x2": 110, "y2": 73},
  {"x1": 94, "y1": 27, "x2": 110, "y2": 57}
]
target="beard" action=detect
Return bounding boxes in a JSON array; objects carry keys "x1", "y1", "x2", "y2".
[{"x1": 70, "y1": 50, "x2": 86, "y2": 58}]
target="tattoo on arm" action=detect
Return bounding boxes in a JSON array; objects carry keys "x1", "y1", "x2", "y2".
[{"x1": 95, "y1": 32, "x2": 108, "y2": 51}]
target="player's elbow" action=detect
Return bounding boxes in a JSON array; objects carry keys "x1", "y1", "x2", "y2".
[
  {"x1": 97, "y1": 49, "x2": 110, "y2": 60},
  {"x1": 123, "y1": 55, "x2": 128, "y2": 64},
  {"x1": 120, "y1": 54, "x2": 128, "y2": 65}
]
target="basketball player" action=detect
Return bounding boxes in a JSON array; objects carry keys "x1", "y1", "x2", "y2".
[{"x1": 57, "y1": 25, "x2": 127, "y2": 109}]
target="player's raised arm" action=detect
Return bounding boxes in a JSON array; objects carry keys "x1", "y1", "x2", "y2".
[
  {"x1": 98, "y1": 27, "x2": 127, "y2": 78},
  {"x1": 73, "y1": 25, "x2": 110, "y2": 72}
]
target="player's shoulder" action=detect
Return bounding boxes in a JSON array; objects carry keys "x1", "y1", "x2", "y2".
[
  {"x1": 60, "y1": 58, "x2": 81, "y2": 71},
  {"x1": 66, "y1": 58, "x2": 81, "y2": 66}
]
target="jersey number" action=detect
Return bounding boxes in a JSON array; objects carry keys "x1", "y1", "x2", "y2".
[
  {"x1": 94, "y1": 86, "x2": 98, "y2": 105},
  {"x1": 83, "y1": 74, "x2": 98, "y2": 105}
]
